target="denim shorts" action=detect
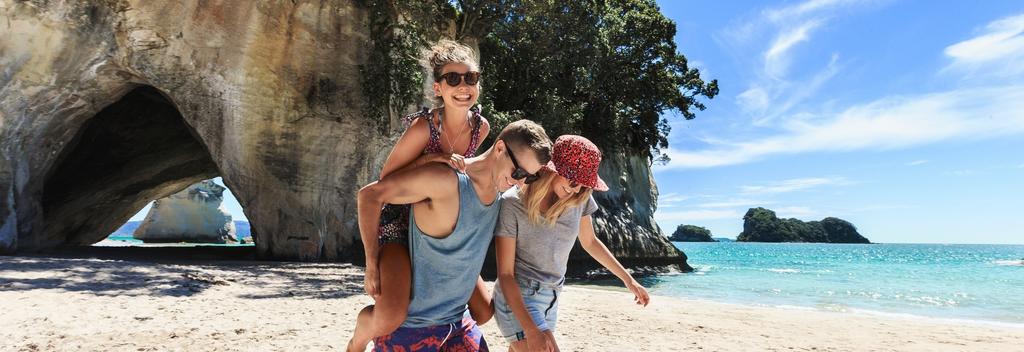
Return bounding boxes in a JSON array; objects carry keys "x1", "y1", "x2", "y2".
[{"x1": 493, "y1": 277, "x2": 562, "y2": 342}]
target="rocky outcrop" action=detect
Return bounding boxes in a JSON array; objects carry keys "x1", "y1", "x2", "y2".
[
  {"x1": 0, "y1": 1, "x2": 393, "y2": 260},
  {"x1": 133, "y1": 180, "x2": 236, "y2": 243},
  {"x1": 737, "y1": 207, "x2": 870, "y2": 244},
  {"x1": 567, "y1": 152, "x2": 694, "y2": 276},
  {"x1": 669, "y1": 225, "x2": 716, "y2": 242},
  {"x1": 0, "y1": 1, "x2": 693, "y2": 272}
]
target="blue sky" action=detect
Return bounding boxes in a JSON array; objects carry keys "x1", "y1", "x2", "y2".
[
  {"x1": 652, "y1": 0, "x2": 1024, "y2": 244},
  {"x1": 132, "y1": 1, "x2": 1023, "y2": 245}
]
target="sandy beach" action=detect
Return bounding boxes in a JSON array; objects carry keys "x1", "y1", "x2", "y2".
[{"x1": 1, "y1": 253, "x2": 1021, "y2": 352}]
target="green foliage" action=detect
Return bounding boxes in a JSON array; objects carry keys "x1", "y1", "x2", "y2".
[
  {"x1": 669, "y1": 224, "x2": 715, "y2": 242},
  {"x1": 365, "y1": 0, "x2": 717, "y2": 161},
  {"x1": 477, "y1": 0, "x2": 718, "y2": 162},
  {"x1": 737, "y1": 207, "x2": 870, "y2": 243},
  {"x1": 358, "y1": 0, "x2": 450, "y2": 132}
]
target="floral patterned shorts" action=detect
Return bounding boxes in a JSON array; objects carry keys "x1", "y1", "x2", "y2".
[
  {"x1": 373, "y1": 316, "x2": 488, "y2": 352},
  {"x1": 378, "y1": 203, "x2": 410, "y2": 246}
]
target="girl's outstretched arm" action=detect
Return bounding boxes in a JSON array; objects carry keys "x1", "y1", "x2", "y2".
[{"x1": 578, "y1": 215, "x2": 651, "y2": 306}]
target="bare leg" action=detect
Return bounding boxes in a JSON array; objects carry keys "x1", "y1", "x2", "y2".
[
  {"x1": 468, "y1": 277, "x2": 494, "y2": 325},
  {"x1": 347, "y1": 244, "x2": 412, "y2": 352}
]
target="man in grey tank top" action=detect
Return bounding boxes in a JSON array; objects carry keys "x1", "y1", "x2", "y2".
[{"x1": 356, "y1": 120, "x2": 552, "y2": 351}]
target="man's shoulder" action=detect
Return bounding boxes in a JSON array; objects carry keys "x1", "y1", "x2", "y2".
[{"x1": 413, "y1": 163, "x2": 459, "y2": 180}]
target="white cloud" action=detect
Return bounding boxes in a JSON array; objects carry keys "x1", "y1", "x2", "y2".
[
  {"x1": 1018, "y1": 163, "x2": 1024, "y2": 169},
  {"x1": 907, "y1": 160, "x2": 929, "y2": 166},
  {"x1": 945, "y1": 169, "x2": 976, "y2": 176},
  {"x1": 698, "y1": 199, "x2": 774, "y2": 208},
  {"x1": 741, "y1": 177, "x2": 848, "y2": 194},
  {"x1": 725, "y1": 0, "x2": 863, "y2": 123},
  {"x1": 655, "y1": 209, "x2": 742, "y2": 223},
  {"x1": 763, "y1": 0, "x2": 851, "y2": 23},
  {"x1": 765, "y1": 19, "x2": 823, "y2": 79},
  {"x1": 752, "y1": 53, "x2": 841, "y2": 125},
  {"x1": 774, "y1": 206, "x2": 817, "y2": 219},
  {"x1": 944, "y1": 13, "x2": 1024, "y2": 78},
  {"x1": 657, "y1": 85, "x2": 1024, "y2": 170},
  {"x1": 658, "y1": 193, "x2": 690, "y2": 208}
]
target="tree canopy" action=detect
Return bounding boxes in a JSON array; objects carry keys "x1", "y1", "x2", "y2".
[
  {"x1": 363, "y1": 0, "x2": 718, "y2": 162},
  {"x1": 474, "y1": 0, "x2": 719, "y2": 162}
]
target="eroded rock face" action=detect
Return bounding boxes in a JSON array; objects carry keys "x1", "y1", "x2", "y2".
[
  {"x1": 133, "y1": 180, "x2": 237, "y2": 243},
  {"x1": 0, "y1": 1, "x2": 692, "y2": 271},
  {"x1": 0, "y1": 0, "x2": 391, "y2": 260}
]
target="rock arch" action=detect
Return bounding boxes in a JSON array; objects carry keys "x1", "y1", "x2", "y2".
[
  {"x1": 41, "y1": 85, "x2": 220, "y2": 248},
  {"x1": 1, "y1": 1, "x2": 397, "y2": 261}
]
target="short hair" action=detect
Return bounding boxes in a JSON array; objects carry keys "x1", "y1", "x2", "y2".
[{"x1": 497, "y1": 120, "x2": 552, "y2": 165}]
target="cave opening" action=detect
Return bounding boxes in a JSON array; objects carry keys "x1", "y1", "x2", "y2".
[{"x1": 39, "y1": 85, "x2": 254, "y2": 258}]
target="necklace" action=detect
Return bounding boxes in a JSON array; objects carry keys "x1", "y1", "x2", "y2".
[{"x1": 439, "y1": 108, "x2": 470, "y2": 155}]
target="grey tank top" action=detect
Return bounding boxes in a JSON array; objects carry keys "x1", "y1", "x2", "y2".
[{"x1": 402, "y1": 170, "x2": 500, "y2": 328}]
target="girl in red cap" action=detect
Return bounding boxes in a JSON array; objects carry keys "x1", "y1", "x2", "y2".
[
  {"x1": 347, "y1": 39, "x2": 494, "y2": 352},
  {"x1": 492, "y1": 135, "x2": 651, "y2": 352}
]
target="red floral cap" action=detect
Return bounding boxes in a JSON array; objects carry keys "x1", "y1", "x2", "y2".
[{"x1": 543, "y1": 135, "x2": 609, "y2": 191}]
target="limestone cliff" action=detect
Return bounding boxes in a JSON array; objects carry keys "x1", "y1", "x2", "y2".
[
  {"x1": 133, "y1": 180, "x2": 237, "y2": 243},
  {"x1": 0, "y1": 1, "x2": 693, "y2": 272},
  {"x1": 0, "y1": 0, "x2": 391, "y2": 260}
]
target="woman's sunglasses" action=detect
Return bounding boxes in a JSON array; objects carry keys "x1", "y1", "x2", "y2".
[
  {"x1": 436, "y1": 71, "x2": 481, "y2": 86},
  {"x1": 505, "y1": 145, "x2": 540, "y2": 184}
]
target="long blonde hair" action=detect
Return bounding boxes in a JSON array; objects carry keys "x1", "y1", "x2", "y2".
[{"x1": 520, "y1": 169, "x2": 593, "y2": 225}]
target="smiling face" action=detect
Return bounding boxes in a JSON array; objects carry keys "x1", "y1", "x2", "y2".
[
  {"x1": 496, "y1": 141, "x2": 544, "y2": 192},
  {"x1": 433, "y1": 63, "x2": 480, "y2": 109},
  {"x1": 551, "y1": 173, "x2": 584, "y2": 199}
]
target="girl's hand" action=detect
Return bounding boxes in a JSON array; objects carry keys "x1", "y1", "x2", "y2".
[
  {"x1": 445, "y1": 153, "x2": 466, "y2": 173},
  {"x1": 424, "y1": 153, "x2": 466, "y2": 173},
  {"x1": 626, "y1": 279, "x2": 650, "y2": 307},
  {"x1": 364, "y1": 266, "x2": 381, "y2": 300}
]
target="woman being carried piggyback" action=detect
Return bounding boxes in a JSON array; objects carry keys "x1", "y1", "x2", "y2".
[{"x1": 493, "y1": 135, "x2": 651, "y2": 352}]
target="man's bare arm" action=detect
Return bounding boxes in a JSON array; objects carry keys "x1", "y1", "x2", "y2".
[{"x1": 357, "y1": 165, "x2": 456, "y2": 266}]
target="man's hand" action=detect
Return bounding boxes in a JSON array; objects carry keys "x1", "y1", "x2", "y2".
[
  {"x1": 364, "y1": 265, "x2": 381, "y2": 300},
  {"x1": 525, "y1": 329, "x2": 556, "y2": 352}
]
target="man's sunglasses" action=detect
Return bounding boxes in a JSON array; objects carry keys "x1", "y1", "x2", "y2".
[
  {"x1": 505, "y1": 145, "x2": 540, "y2": 184},
  {"x1": 436, "y1": 71, "x2": 481, "y2": 86}
]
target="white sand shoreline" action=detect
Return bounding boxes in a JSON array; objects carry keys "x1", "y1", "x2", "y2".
[
  {"x1": 2, "y1": 255, "x2": 1022, "y2": 351},
  {"x1": 570, "y1": 284, "x2": 1024, "y2": 330}
]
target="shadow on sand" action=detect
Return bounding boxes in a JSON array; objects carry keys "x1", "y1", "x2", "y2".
[{"x1": 0, "y1": 246, "x2": 364, "y2": 300}]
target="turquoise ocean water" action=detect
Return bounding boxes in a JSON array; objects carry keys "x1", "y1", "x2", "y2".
[
  {"x1": 102, "y1": 235, "x2": 254, "y2": 247},
  {"x1": 645, "y1": 243, "x2": 1024, "y2": 325}
]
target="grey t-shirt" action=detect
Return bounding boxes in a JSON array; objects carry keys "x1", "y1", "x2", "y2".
[{"x1": 494, "y1": 188, "x2": 599, "y2": 287}]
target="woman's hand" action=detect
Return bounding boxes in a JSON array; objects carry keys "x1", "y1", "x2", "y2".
[
  {"x1": 525, "y1": 329, "x2": 556, "y2": 352},
  {"x1": 442, "y1": 153, "x2": 466, "y2": 172},
  {"x1": 364, "y1": 265, "x2": 381, "y2": 300},
  {"x1": 626, "y1": 279, "x2": 650, "y2": 307}
]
